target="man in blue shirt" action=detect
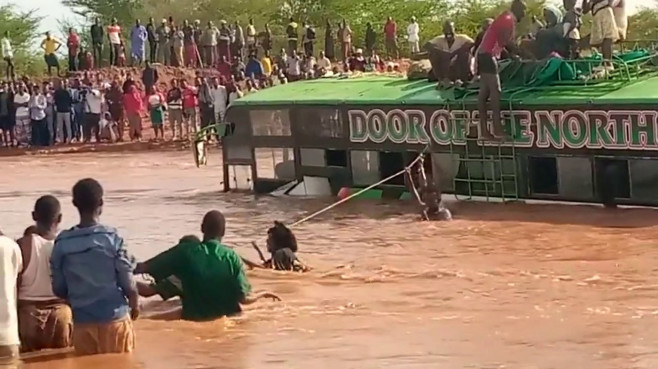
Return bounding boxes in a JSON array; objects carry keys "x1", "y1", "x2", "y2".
[
  {"x1": 245, "y1": 53, "x2": 264, "y2": 80},
  {"x1": 51, "y1": 178, "x2": 138, "y2": 355}
]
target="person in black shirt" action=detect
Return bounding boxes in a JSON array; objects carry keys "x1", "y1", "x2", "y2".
[
  {"x1": 302, "y1": 22, "x2": 316, "y2": 57},
  {"x1": 365, "y1": 22, "x2": 376, "y2": 57},
  {"x1": 90, "y1": 18, "x2": 104, "y2": 68},
  {"x1": 141, "y1": 61, "x2": 159, "y2": 96},
  {"x1": 146, "y1": 17, "x2": 157, "y2": 63},
  {"x1": 53, "y1": 81, "x2": 73, "y2": 143},
  {"x1": 0, "y1": 82, "x2": 15, "y2": 147},
  {"x1": 286, "y1": 18, "x2": 298, "y2": 55}
]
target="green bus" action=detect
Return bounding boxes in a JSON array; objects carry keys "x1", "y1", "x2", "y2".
[{"x1": 219, "y1": 49, "x2": 658, "y2": 206}]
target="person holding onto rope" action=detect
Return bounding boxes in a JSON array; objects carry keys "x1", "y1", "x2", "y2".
[
  {"x1": 134, "y1": 210, "x2": 280, "y2": 321},
  {"x1": 261, "y1": 221, "x2": 309, "y2": 272}
]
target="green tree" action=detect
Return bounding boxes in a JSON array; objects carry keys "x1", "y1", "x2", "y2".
[{"x1": 0, "y1": 5, "x2": 46, "y2": 77}]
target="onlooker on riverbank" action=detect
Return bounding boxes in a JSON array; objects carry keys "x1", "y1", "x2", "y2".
[
  {"x1": 67, "y1": 28, "x2": 80, "y2": 72},
  {"x1": 90, "y1": 18, "x2": 104, "y2": 68},
  {"x1": 13, "y1": 84, "x2": 30, "y2": 147},
  {"x1": 108, "y1": 19, "x2": 122, "y2": 67},
  {"x1": 53, "y1": 80, "x2": 73, "y2": 144},
  {"x1": 1, "y1": 31, "x2": 14, "y2": 80},
  {"x1": 131, "y1": 19, "x2": 148, "y2": 66},
  {"x1": 41, "y1": 32, "x2": 62, "y2": 77},
  {"x1": 123, "y1": 84, "x2": 144, "y2": 141},
  {"x1": 147, "y1": 85, "x2": 166, "y2": 140},
  {"x1": 28, "y1": 84, "x2": 48, "y2": 147},
  {"x1": 166, "y1": 79, "x2": 184, "y2": 140},
  {"x1": 83, "y1": 85, "x2": 103, "y2": 143}
]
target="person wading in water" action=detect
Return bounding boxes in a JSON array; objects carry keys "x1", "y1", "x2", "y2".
[
  {"x1": 134, "y1": 210, "x2": 280, "y2": 321},
  {"x1": 17, "y1": 196, "x2": 73, "y2": 352},
  {"x1": 51, "y1": 178, "x2": 138, "y2": 355}
]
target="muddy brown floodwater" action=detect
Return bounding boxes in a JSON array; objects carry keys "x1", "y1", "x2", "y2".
[{"x1": 3, "y1": 150, "x2": 658, "y2": 368}]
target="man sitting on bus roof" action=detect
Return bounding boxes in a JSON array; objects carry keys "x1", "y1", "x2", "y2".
[{"x1": 425, "y1": 20, "x2": 473, "y2": 87}]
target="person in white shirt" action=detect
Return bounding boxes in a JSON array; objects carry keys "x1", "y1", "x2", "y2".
[
  {"x1": 1, "y1": 31, "x2": 14, "y2": 80},
  {"x1": 83, "y1": 86, "x2": 104, "y2": 142},
  {"x1": 210, "y1": 77, "x2": 228, "y2": 124},
  {"x1": 246, "y1": 18, "x2": 257, "y2": 54},
  {"x1": 407, "y1": 17, "x2": 420, "y2": 54},
  {"x1": 317, "y1": 51, "x2": 331, "y2": 71},
  {"x1": 0, "y1": 232, "x2": 22, "y2": 361},
  {"x1": 286, "y1": 53, "x2": 302, "y2": 81},
  {"x1": 28, "y1": 85, "x2": 48, "y2": 147},
  {"x1": 13, "y1": 84, "x2": 31, "y2": 147},
  {"x1": 17, "y1": 196, "x2": 73, "y2": 352}
]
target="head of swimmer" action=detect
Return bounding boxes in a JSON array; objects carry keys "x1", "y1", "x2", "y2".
[
  {"x1": 511, "y1": 0, "x2": 527, "y2": 22},
  {"x1": 72, "y1": 178, "x2": 104, "y2": 224},
  {"x1": 201, "y1": 210, "x2": 226, "y2": 242},
  {"x1": 266, "y1": 221, "x2": 297, "y2": 254}
]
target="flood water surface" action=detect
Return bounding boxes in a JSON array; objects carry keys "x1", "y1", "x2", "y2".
[{"x1": 2, "y1": 151, "x2": 658, "y2": 368}]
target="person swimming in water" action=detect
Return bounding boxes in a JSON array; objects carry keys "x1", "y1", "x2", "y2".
[{"x1": 261, "y1": 221, "x2": 309, "y2": 272}]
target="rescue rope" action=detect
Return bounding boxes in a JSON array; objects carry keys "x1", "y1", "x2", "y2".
[{"x1": 289, "y1": 149, "x2": 427, "y2": 228}]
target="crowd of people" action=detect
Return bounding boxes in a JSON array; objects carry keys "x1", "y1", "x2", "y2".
[
  {"x1": 0, "y1": 0, "x2": 630, "y2": 146},
  {"x1": 0, "y1": 63, "x2": 252, "y2": 148},
  {"x1": 0, "y1": 177, "x2": 309, "y2": 359}
]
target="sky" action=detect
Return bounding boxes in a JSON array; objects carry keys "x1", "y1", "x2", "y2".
[{"x1": 11, "y1": 0, "x2": 646, "y2": 39}]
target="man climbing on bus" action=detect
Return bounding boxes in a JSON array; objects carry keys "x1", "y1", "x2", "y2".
[{"x1": 475, "y1": 0, "x2": 526, "y2": 140}]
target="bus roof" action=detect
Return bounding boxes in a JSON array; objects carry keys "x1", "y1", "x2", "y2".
[{"x1": 231, "y1": 73, "x2": 658, "y2": 107}]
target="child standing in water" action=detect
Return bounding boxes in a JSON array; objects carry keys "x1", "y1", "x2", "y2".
[{"x1": 51, "y1": 178, "x2": 138, "y2": 355}]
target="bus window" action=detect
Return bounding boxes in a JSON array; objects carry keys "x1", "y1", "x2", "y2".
[
  {"x1": 529, "y1": 156, "x2": 558, "y2": 195},
  {"x1": 326, "y1": 150, "x2": 348, "y2": 167},
  {"x1": 255, "y1": 148, "x2": 295, "y2": 180},
  {"x1": 351, "y1": 151, "x2": 380, "y2": 186},
  {"x1": 379, "y1": 152, "x2": 405, "y2": 186},
  {"x1": 249, "y1": 109, "x2": 292, "y2": 136}
]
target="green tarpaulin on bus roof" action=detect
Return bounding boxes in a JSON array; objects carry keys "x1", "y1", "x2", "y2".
[{"x1": 232, "y1": 50, "x2": 658, "y2": 107}]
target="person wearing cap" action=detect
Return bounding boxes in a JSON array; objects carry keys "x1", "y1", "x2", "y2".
[
  {"x1": 156, "y1": 19, "x2": 171, "y2": 65},
  {"x1": 407, "y1": 16, "x2": 420, "y2": 54}
]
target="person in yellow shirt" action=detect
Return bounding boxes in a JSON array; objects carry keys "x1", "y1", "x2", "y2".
[
  {"x1": 40, "y1": 32, "x2": 62, "y2": 76},
  {"x1": 261, "y1": 50, "x2": 273, "y2": 76}
]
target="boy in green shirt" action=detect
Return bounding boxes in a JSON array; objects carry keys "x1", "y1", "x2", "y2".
[{"x1": 135, "y1": 210, "x2": 279, "y2": 321}]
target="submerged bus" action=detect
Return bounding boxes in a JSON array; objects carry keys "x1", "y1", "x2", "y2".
[{"x1": 219, "y1": 50, "x2": 658, "y2": 206}]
